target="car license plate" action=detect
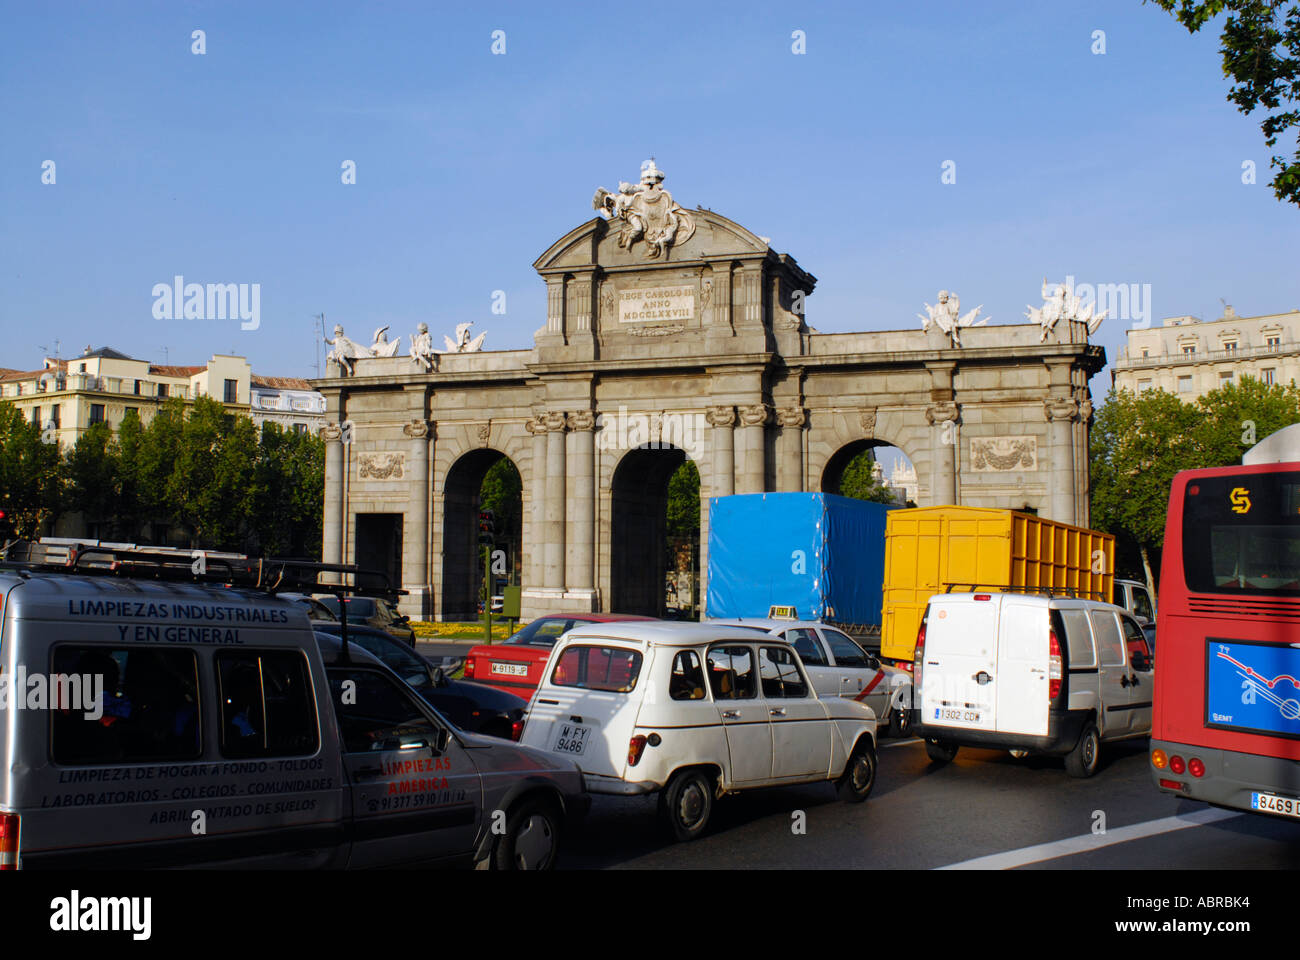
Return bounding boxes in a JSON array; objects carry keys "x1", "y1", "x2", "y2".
[
  {"x1": 1252, "y1": 791, "x2": 1300, "y2": 819},
  {"x1": 490, "y1": 662, "x2": 529, "y2": 677},
  {"x1": 553, "y1": 723, "x2": 591, "y2": 756}
]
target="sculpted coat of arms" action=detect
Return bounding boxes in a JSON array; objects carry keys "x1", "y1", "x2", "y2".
[{"x1": 592, "y1": 160, "x2": 696, "y2": 259}]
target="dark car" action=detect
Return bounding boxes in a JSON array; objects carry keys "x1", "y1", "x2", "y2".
[
  {"x1": 314, "y1": 623, "x2": 527, "y2": 740},
  {"x1": 276, "y1": 592, "x2": 338, "y2": 622},
  {"x1": 315, "y1": 594, "x2": 416, "y2": 646}
]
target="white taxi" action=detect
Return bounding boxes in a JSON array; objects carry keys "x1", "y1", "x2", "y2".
[
  {"x1": 708, "y1": 614, "x2": 915, "y2": 737},
  {"x1": 520, "y1": 622, "x2": 878, "y2": 841}
]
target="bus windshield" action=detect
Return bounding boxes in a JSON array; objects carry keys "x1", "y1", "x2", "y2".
[{"x1": 1182, "y1": 471, "x2": 1300, "y2": 595}]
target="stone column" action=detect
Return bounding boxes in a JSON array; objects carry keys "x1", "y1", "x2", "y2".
[
  {"x1": 402, "y1": 419, "x2": 430, "y2": 617},
  {"x1": 565, "y1": 410, "x2": 596, "y2": 595},
  {"x1": 926, "y1": 401, "x2": 960, "y2": 505},
  {"x1": 776, "y1": 406, "x2": 806, "y2": 492},
  {"x1": 542, "y1": 410, "x2": 567, "y2": 590},
  {"x1": 736, "y1": 403, "x2": 770, "y2": 495},
  {"x1": 1044, "y1": 397, "x2": 1080, "y2": 525},
  {"x1": 524, "y1": 416, "x2": 546, "y2": 589},
  {"x1": 705, "y1": 406, "x2": 736, "y2": 497},
  {"x1": 321, "y1": 423, "x2": 345, "y2": 568}
]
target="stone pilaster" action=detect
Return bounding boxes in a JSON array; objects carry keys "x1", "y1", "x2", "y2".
[
  {"x1": 736, "y1": 402, "x2": 770, "y2": 495},
  {"x1": 402, "y1": 418, "x2": 431, "y2": 617},
  {"x1": 321, "y1": 422, "x2": 345, "y2": 571},
  {"x1": 1044, "y1": 396, "x2": 1080, "y2": 525},
  {"x1": 926, "y1": 401, "x2": 960, "y2": 505},
  {"x1": 542, "y1": 410, "x2": 567, "y2": 590},
  {"x1": 524, "y1": 415, "x2": 547, "y2": 590},
  {"x1": 706, "y1": 405, "x2": 736, "y2": 497},
  {"x1": 776, "y1": 406, "x2": 806, "y2": 492},
  {"x1": 565, "y1": 410, "x2": 597, "y2": 599}
]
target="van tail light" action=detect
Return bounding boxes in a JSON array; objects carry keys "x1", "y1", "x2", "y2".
[
  {"x1": 510, "y1": 719, "x2": 525, "y2": 742},
  {"x1": 1048, "y1": 628, "x2": 1063, "y2": 701},
  {"x1": 464, "y1": 657, "x2": 476, "y2": 679},
  {"x1": 0, "y1": 813, "x2": 18, "y2": 870},
  {"x1": 913, "y1": 619, "x2": 927, "y2": 690},
  {"x1": 628, "y1": 735, "x2": 648, "y2": 767}
]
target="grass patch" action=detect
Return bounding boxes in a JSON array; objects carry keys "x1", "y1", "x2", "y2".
[{"x1": 411, "y1": 620, "x2": 512, "y2": 641}]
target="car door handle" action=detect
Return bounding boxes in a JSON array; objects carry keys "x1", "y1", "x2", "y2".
[
  {"x1": 770, "y1": 708, "x2": 785, "y2": 717},
  {"x1": 1121, "y1": 675, "x2": 1131, "y2": 688},
  {"x1": 354, "y1": 766, "x2": 383, "y2": 781},
  {"x1": 537, "y1": 699, "x2": 559, "y2": 705},
  {"x1": 972, "y1": 671, "x2": 993, "y2": 685},
  {"x1": 721, "y1": 710, "x2": 740, "y2": 719}
]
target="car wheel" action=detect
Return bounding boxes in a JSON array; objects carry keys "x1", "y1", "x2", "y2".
[
  {"x1": 492, "y1": 798, "x2": 561, "y2": 870},
  {"x1": 890, "y1": 706, "x2": 912, "y2": 739},
  {"x1": 925, "y1": 738, "x2": 958, "y2": 764},
  {"x1": 835, "y1": 739, "x2": 876, "y2": 802},
  {"x1": 1065, "y1": 722, "x2": 1101, "y2": 779},
  {"x1": 659, "y1": 769, "x2": 714, "y2": 842}
]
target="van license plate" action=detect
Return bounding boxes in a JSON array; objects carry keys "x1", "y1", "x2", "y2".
[
  {"x1": 934, "y1": 707, "x2": 981, "y2": 724},
  {"x1": 491, "y1": 662, "x2": 529, "y2": 677},
  {"x1": 1252, "y1": 791, "x2": 1300, "y2": 819},
  {"x1": 553, "y1": 723, "x2": 591, "y2": 756}
]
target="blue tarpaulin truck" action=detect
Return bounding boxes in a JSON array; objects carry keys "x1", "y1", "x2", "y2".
[{"x1": 706, "y1": 493, "x2": 896, "y2": 632}]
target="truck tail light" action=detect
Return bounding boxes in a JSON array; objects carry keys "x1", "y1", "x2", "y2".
[
  {"x1": 913, "y1": 619, "x2": 927, "y2": 690},
  {"x1": 627, "y1": 735, "x2": 648, "y2": 767},
  {"x1": 1048, "y1": 628, "x2": 1062, "y2": 701},
  {"x1": 0, "y1": 813, "x2": 18, "y2": 870}
]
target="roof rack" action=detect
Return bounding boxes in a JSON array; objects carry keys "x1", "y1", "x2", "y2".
[
  {"x1": 943, "y1": 583, "x2": 1108, "y2": 601},
  {"x1": 1, "y1": 539, "x2": 405, "y2": 599}
]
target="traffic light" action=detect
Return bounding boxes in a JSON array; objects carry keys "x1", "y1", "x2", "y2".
[{"x1": 477, "y1": 509, "x2": 495, "y2": 545}]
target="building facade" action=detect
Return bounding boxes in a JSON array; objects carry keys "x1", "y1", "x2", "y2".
[
  {"x1": 1112, "y1": 306, "x2": 1300, "y2": 401},
  {"x1": 250, "y1": 375, "x2": 328, "y2": 434}
]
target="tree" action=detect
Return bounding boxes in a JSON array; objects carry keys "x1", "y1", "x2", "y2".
[
  {"x1": 0, "y1": 401, "x2": 62, "y2": 540},
  {"x1": 837, "y1": 448, "x2": 898, "y2": 504},
  {"x1": 1191, "y1": 374, "x2": 1300, "y2": 463},
  {"x1": 114, "y1": 409, "x2": 146, "y2": 540},
  {"x1": 63, "y1": 422, "x2": 120, "y2": 538},
  {"x1": 1090, "y1": 387, "x2": 1205, "y2": 595},
  {"x1": 1153, "y1": 0, "x2": 1300, "y2": 206},
  {"x1": 165, "y1": 396, "x2": 258, "y2": 549}
]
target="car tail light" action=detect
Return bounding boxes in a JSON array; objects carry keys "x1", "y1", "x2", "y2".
[
  {"x1": 913, "y1": 619, "x2": 927, "y2": 689},
  {"x1": 1169, "y1": 755, "x2": 1185, "y2": 775},
  {"x1": 1151, "y1": 749, "x2": 1168, "y2": 769},
  {"x1": 464, "y1": 658, "x2": 475, "y2": 678},
  {"x1": 0, "y1": 813, "x2": 18, "y2": 870},
  {"x1": 1189, "y1": 758, "x2": 1205, "y2": 778},
  {"x1": 1159, "y1": 778, "x2": 1187, "y2": 793},
  {"x1": 628, "y1": 735, "x2": 648, "y2": 767},
  {"x1": 1048, "y1": 628, "x2": 1062, "y2": 701}
]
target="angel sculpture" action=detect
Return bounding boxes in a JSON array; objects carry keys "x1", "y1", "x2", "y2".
[
  {"x1": 369, "y1": 326, "x2": 402, "y2": 358},
  {"x1": 1026, "y1": 278, "x2": 1105, "y2": 342},
  {"x1": 441, "y1": 322, "x2": 486, "y2": 353},
  {"x1": 323, "y1": 324, "x2": 369, "y2": 376},
  {"x1": 409, "y1": 322, "x2": 435, "y2": 371},
  {"x1": 917, "y1": 290, "x2": 989, "y2": 347}
]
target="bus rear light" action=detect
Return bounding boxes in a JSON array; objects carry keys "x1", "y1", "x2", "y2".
[
  {"x1": 1189, "y1": 758, "x2": 1205, "y2": 778},
  {"x1": 0, "y1": 813, "x2": 18, "y2": 870},
  {"x1": 1159, "y1": 779, "x2": 1187, "y2": 793},
  {"x1": 1151, "y1": 749, "x2": 1168, "y2": 769},
  {"x1": 1048, "y1": 629, "x2": 1063, "y2": 701},
  {"x1": 628, "y1": 735, "x2": 648, "y2": 767},
  {"x1": 1169, "y1": 755, "x2": 1185, "y2": 774}
]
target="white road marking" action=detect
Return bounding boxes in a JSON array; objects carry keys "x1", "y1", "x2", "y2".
[
  {"x1": 883, "y1": 738, "x2": 922, "y2": 749},
  {"x1": 935, "y1": 807, "x2": 1241, "y2": 870}
]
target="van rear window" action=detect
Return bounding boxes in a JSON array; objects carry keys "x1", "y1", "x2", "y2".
[
  {"x1": 217, "y1": 651, "x2": 319, "y2": 758},
  {"x1": 550, "y1": 645, "x2": 642, "y2": 693},
  {"x1": 49, "y1": 647, "x2": 201, "y2": 765}
]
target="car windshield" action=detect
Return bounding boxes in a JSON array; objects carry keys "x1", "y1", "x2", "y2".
[
  {"x1": 503, "y1": 617, "x2": 583, "y2": 647},
  {"x1": 322, "y1": 632, "x2": 431, "y2": 690},
  {"x1": 317, "y1": 596, "x2": 377, "y2": 619}
]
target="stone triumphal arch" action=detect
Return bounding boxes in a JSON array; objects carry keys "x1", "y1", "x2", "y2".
[{"x1": 314, "y1": 162, "x2": 1106, "y2": 620}]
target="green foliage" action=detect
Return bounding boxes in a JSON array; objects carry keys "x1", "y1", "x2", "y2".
[
  {"x1": 666, "y1": 459, "x2": 701, "y2": 540},
  {"x1": 837, "y1": 449, "x2": 898, "y2": 504},
  {"x1": 1152, "y1": 0, "x2": 1300, "y2": 206},
  {"x1": 63, "y1": 422, "x2": 119, "y2": 527},
  {"x1": 479, "y1": 457, "x2": 522, "y2": 535},
  {"x1": 0, "y1": 401, "x2": 62, "y2": 539},
  {"x1": 254, "y1": 423, "x2": 325, "y2": 557},
  {"x1": 1190, "y1": 374, "x2": 1300, "y2": 463}
]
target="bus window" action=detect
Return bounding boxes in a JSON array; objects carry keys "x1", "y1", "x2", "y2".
[{"x1": 1182, "y1": 472, "x2": 1300, "y2": 594}]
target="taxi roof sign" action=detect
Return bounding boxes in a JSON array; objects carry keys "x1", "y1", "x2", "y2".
[{"x1": 768, "y1": 605, "x2": 798, "y2": 620}]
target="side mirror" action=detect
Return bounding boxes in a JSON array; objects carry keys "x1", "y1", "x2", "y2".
[
  {"x1": 867, "y1": 655, "x2": 881, "y2": 670},
  {"x1": 431, "y1": 667, "x2": 447, "y2": 687}
]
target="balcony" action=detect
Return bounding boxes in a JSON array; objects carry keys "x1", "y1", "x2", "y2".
[{"x1": 1114, "y1": 341, "x2": 1297, "y2": 370}]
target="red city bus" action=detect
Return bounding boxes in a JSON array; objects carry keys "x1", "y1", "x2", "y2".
[{"x1": 1150, "y1": 427, "x2": 1300, "y2": 819}]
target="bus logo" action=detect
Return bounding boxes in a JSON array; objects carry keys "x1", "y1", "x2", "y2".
[{"x1": 1230, "y1": 487, "x2": 1252, "y2": 514}]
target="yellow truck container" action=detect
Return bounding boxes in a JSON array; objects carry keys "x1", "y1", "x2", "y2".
[{"x1": 880, "y1": 506, "x2": 1115, "y2": 663}]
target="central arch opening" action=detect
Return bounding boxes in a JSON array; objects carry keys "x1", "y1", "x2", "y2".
[
  {"x1": 610, "y1": 446, "x2": 699, "y2": 617},
  {"x1": 441, "y1": 450, "x2": 522, "y2": 621},
  {"x1": 822, "y1": 441, "x2": 916, "y2": 506}
]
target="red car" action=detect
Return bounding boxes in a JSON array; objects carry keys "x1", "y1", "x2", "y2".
[{"x1": 463, "y1": 613, "x2": 656, "y2": 697}]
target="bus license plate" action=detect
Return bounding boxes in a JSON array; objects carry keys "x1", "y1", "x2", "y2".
[
  {"x1": 553, "y1": 723, "x2": 590, "y2": 756},
  {"x1": 1252, "y1": 791, "x2": 1300, "y2": 819}
]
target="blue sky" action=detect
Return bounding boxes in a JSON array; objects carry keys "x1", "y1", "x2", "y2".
[{"x1": 2, "y1": 0, "x2": 1297, "y2": 394}]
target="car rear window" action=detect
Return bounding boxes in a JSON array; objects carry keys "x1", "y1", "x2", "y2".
[
  {"x1": 1059, "y1": 609, "x2": 1095, "y2": 669},
  {"x1": 550, "y1": 644, "x2": 642, "y2": 692},
  {"x1": 505, "y1": 617, "x2": 579, "y2": 647},
  {"x1": 50, "y1": 646, "x2": 201, "y2": 765}
]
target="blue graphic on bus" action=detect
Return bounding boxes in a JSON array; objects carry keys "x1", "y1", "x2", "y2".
[{"x1": 1206, "y1": 640, "x2": 1300, "y2": 738}]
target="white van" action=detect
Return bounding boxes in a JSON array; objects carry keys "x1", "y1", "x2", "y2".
[
  {"x1": 912, "y1": 589, "x2": 1154, "y2": 778},
  {"x1": 520, "y1": 622, "x2": 878, "y2": 840}
]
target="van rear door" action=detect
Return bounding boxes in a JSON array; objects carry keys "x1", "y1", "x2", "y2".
[
  {"x1": 919, "y1": 595, "x2": 999, "y2": 732},
  {"x1": 522, "y1": 639, "x2": 647, "y2": 782},
  {"x1": 994, "y1": 599, "x2": 1051, "y2": 737}
]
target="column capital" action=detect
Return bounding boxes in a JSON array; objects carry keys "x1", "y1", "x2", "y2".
[
  {"x1": 925, "y1": 401, "x2": 960, "y2": 425},
  {"x1": 541, "y1": 410, "x2": 569, "y2": 433},
  {"x1": 737, "y1": 402, "x2": 771, "y2": 427},
  {"x1": 402, "y1": 419, "x2": 430, "y2": 439},
  {"x1": 705, "y1": 405, "x2": 736, "y2": 428},
  {"x1": 524, "y1": 415, "x2": 547, "y2": 435},
  {"x1": 1043, "y1": 397, "x2": 1079, "y2": 422},
  {"x1": 321, "y1": 422, "x2": 343, "y2": 442},
  {"x1": 776, "y1": 406, "x2": 806, "y2": 429},
  {"x1": 566, "y1": 410, "x2": 597, "y2": 432}
]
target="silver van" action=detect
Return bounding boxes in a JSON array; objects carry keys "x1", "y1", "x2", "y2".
[
  {"x1": 0, "y1": 543, "x2": 587, "y2": 869},
  {"x1": 912, "y1": 588, "x2": 1154, "y2": 778}
]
